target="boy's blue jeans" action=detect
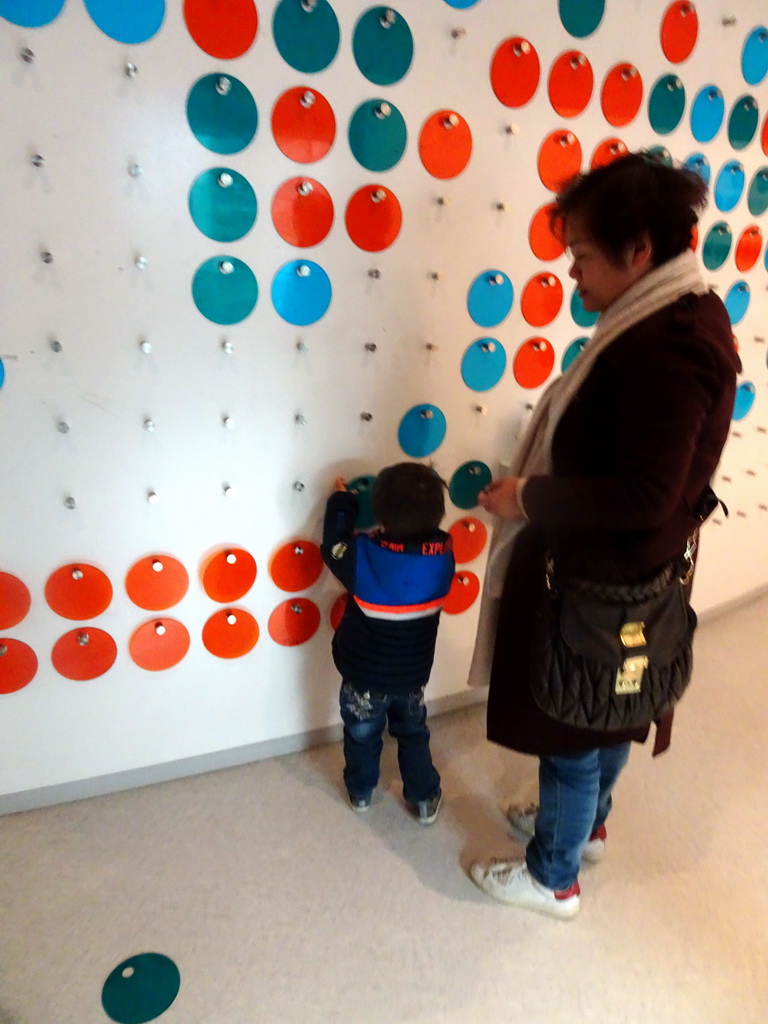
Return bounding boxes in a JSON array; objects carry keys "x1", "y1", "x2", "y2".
[
  {"x1": 525, "y1": 742, "x2": 631, "y2": 892},
  {"x1": 339, "y1": 681, "x2": 441, "y2": 804}
]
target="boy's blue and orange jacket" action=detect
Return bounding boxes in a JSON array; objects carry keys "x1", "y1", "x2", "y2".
[{"x1": 321, "y1": 490, "x2": 455, "y2": 692}]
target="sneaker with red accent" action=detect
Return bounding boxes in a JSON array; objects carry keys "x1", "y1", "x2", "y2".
[
  {"x1": 507, "y1": 804, "x2": 607, "y2": 864},
  {"x1": 469, "y1": 858, "x2": 581, "y2": 919}
]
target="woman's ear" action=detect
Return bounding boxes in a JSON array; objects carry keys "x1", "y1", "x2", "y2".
[{"x1": 631, "y1": 232, "x2": 653, "y2": 269}]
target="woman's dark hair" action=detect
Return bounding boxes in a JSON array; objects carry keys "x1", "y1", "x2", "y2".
[
  {"x1": 372, "y1": 462, "x2": 447, "y2": 539},
  {"x1": 552, "y1": 151, "x2": 708, "y2": 266}
]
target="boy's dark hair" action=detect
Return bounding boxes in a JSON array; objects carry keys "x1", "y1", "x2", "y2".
[
  {"x1": 552, "y1": 151, "x2": 708, "y2": 267},
  {"x1": 372, "y1": 462, "x2": 447, "y2": 539}
]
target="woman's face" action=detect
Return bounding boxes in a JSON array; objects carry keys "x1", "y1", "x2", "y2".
[{"x1": 565, "y1": 215, "x2": 652, "y2": 313}]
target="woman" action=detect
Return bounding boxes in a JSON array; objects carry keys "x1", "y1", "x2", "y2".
[{"x1": 468, "y1": 153, "x2": 741, "y2": 919}]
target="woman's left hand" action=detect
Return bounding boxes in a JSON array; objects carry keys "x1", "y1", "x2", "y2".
[{"x1": 478, "y1": 477, "x2": 525, "y2": 520}]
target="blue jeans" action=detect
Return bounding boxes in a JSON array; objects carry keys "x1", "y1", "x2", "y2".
[
  {"x1": 339, "y1": 681, "x2": 441, "y2": 804},
  {"x1": 525, "y1": 742, "x2": 631, "y2": 892}
]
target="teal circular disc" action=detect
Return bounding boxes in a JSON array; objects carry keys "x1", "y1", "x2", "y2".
[
  {"x1": 714, "y1": 161, "x2": 745, "y2": 212},
  {"x1": 646, "y1": 145, "x2": 672, "y2": 167},
  {"x1": 348, "y1": 100, "x2": 407, "y2": 172},
  {"x1": 442, "y1": 0, "x2": 481, "y2": 6},
  {"x1": 271, "y1": 260, "x2": 332, "y2": 326},
  {"x1": 102, "y1": 953, "x2": 180, "y2": 1024},
  {"x1": 683, "y1": 152, "x2": 710, "y2": 186},
  {"x1": 346, "y1": 475, "x2": 376, "y2": 529},
  {"x1": 187, "y1": 75, "x2": 257, "y2": 155},
  {"x1": 449, "y1": 461, "x2": 492, "y2": 510},
  {"x1": 273, "y1": 0, "x2": 340, "y2": 74},
  {"x1": 467, "y1": 270, "x2": 513, "y2": 327},
  {"x1": 561, "y1": 337, "x2": 588, "y2": 371},
  {"x1": 558, "y1": 0, "x2": 604, "y2": 37},
  {"x1": 742, "y1": 27, "x2": 768, "y2": 86},
  {"x1": 732, "y1": 381, "x2": 756, "y2": 420},
  {"x1": 83, "y1": 0, "x2": 164, "y2": 42},
  {"x1": 398, "y1": 404, "x2": 446, "y2": 458},
  {"x1": 192, "y1": 257, "x2": 258, "y2": 325},
  {"x1": 570, "y1": 287, "x2": 599, "y2": 327},
  {"x1": 189, "y1": 169, "x2": 256, "y2": 242},
  {"x1": 690, "y1": 85, "x2": 724, "y2": 143},
  {"x1": 0, "y1": 358, "x2": 5, "y2": 389},
  {"x1": 353, "y1": 8, "x2": 414, "y2": 86},
  {"x1": 702, "y1": 222, "x2": 732, "y2": 270},
  {"x1": 648, "y1": 74, "x2": 686, "y2": 135},
  {"x1": 461, "y1": 338, "x2": 507, "y2": 391},
  {"x1": 724, "y1": 281, "x2": 750, "y2": 324},
  {"x1": 748, "y1": 167, "x2": 768, "y2": 215},
  {"x1": 0, "y1": 0, "x2": 65, "y2": 26},
  {"x1": 728, "y1": 95, "x2": 759, "y2": 150}
]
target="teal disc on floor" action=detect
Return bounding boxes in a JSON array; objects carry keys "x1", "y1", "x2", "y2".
[
  {"x1": 398, "y1": 405, "x2": 446, "y2": 458},
  {"x1": 732, "y1": 381, "x2": 756, "y2": 420},
  {"x1": 690, "y1": 85, "x2": 724, "y2": 143},
  {"x1": 192, "y1": 257, "x2": 258, "y2": 325},
  {"x1": 648, "y1": 74, "x2": 686, "y2": 135},
  {"x1": 273, "y1": 0, "x2": 339, "y2": 74},
  {"x1": 271, "y1": 260, "x2": 331, "y2": 326},
  {"x1": 748, "y1": 167, "x2": 768, "y2": 215},
  {"x1": 714, "y1": 160, "x2": 745, "y2": 212},
  {"x1": 461, "y1": 338, "x2": 506, "y2": 391},
  {"x1": 561, "y1": 337, "x2": 588, "y2": 371},
  {"x1": 187, "y1": 74, "x2": 257, "y2": 155},
  {"x1": 0, "y1": 0, "x2": 65, "y2": 26},
  {"x1": 558, "y1": 0, "x2": 604, "y2": 38},
  {"x1": 347, "y1": 475, "x2": 377, "y2": 529},
  {"x1": 189, "y1": 169, "x2": 256, "y2": 242},
  {"x1": 467, "y1": 270, "x2": 513, "y2": 327},
  {"x1": 702, "y1": 222, "x2": 732, "y2": 270},
  {"x1": 728, "y1": 95, "x2": 759, "y2": 150},
  {"x1": 348, "y1": 100, "x2": 407, "y2": 172},
  {"x1": 742, "y1": 26, "x2": 768, "y2": 85},
  {"x1": 683, "y1": 152, "x2": 710, "y2": 186},
  {"x1": 449, "y1": 461, "x2": 492, "y2": 510},
  {"x1": 570, "y1": 287, "x2": 599, "y2": 328},
  {"x1": 353, "y1": 7, "x2": 413, "y2": 86},
  {"x1": 83, "y1": 0, "x2": 164, "y2": 42},
  {"x1": 102, "y1": 953, "x2": 180, "y2": 1024},
  {"x1": 646, "y1": 145, "x2": 672, "y2": 167},
  {"x1": 724, "y1": 281, "x2": 750, "y2": 324}
]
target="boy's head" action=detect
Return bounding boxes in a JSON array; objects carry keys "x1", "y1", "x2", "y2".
[{"x1": 371, "y1": 462, "x2": 447, "y2": 539}]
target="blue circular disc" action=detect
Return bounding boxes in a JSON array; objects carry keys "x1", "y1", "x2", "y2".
[
  {"x1": 102, "y1": 953, "x2": 180, "y2": 1024},
  {"x1": 570, "y1": 287, "x2": 599, "y2": 327},
  {"x1": 83, "y1": 0, "x2": 164, "y2": 43},
  {"x1": 732, "y1": 381, "x2": 756, "y2": 420},
  {"x1": 646, "y1": 145, "x2": 672, "y2": 167},
  {"x1": 724, "y1": 281, "x2": 750, "y2": 324},
  {"x1": 461, "y1": 338, "x2": 507, "y2": 391},
  {"x1": 467, "y1": 270, "x2": 513, "y2": 327},
  {"x1": 442, "y1": 0, "x2": 481, "y2": 6},
  {"x1": 561, "y1": 337, "x2": 588, "y2": 371},
  {"x1": 648, "y1": 74, "x2": 686, "y2": 135},
  {"x1": 189, "y1": 168, "x2": 257, "y2": 243},
  {"x1": 690, "y1": 85, "x2": 725, "y2": 143},
  {"x1": 192, "y1": 257, "x2": 258, "y2": 325},
  {"x1": 742, "y1": 26, "x2": 768, "y2": 86},
  {"x1": 0, "y1": 358, "x2": 5, "y2": 389},
  {"x1": 187, "y1": 75, "x2": 258, "y2": 155},
  {"x1": 271, "y1": 260, "x2": 332, "y2": 326},
  {"x1": 702, "y1": 222, "x2": 732, "y2": 270},
  {"x1": 728, "y1": 95, "x2": 759, "y2": 150},
  {"x1": 714, "y1": 160, "x2": 745, "y2": 212},
  {"x1": 748, "y1": 166, "x2": 768, "y2": 215},
  {"x1": 449, "y1": 461, "x2": 492, "y2": 510},
  {"x1": 353, "y1": 7, "x2": 414, "y2": 86},
  {"x1": 683, "y1": 152, "x2": 710, "y2": 186},
  {"x1": 0, "y1": 0, "x2": 65, "y2": 26},
  {"x1": 348, "y1": 100, "x2": 407, "y2": 172},
  {"x1": 273, "y1": 0, "x2": 340, "y2": 74},
  {"x1": 398, "y1": 404, "x2": 447, "y2": 458},
  {"x1": 346, "y1": 474, "x2": 377, "y2": 529},
  {"x1": 558, "y1": 0, "x2": 604, "y2": 38}
]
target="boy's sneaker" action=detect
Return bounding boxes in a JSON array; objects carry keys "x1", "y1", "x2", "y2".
[
  {"x1": 409, "y1": 788, "x2": 442, "y2": 825},
  {"x1": 469, "y1": 858, "x2": 581, "y2": 920},
  {"x1": 348, "y1": 792, "x2": 371, "y2": 813},
  {"x1": 507, "y1": 803, "x2": 607, "y2": 864}
]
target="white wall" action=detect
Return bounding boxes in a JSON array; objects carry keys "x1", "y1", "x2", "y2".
[{"x1": 1, "y1": 0, "x2": 766, "y2": 807}]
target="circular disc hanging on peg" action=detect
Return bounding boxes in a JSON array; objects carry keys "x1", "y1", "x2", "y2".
[
  {"x1": 126, "y1": 555, "x2": 189, "y2": 610},
  {"x1": 51, "y1": 628, "x2": 117, "y2": 680},
  {"x1": 271, "y1": 86, "x2": 336, "y2": 162},
  {"x1": 45, "y1": 564, "x2": 113, "y2": 620},
  {"x1": 0, "y1": 572, "x2": 31, "y2": 629},
  {"x1": 201, "y1": 547, "x2": 257, "y2": 602},
  {"x1": 418, "y1": 110, "x2": 472, "y2": 178},
  {"x1": 661, "y1": 1, "x2": 699, "y2": 63},
  {"x1": 0, "y1": 638, "x2": 38, "y2": 694},
  {"x1": 270, "y1": 540, "x2": 324, "y2": 592},
  {"x1": 268, "y1": 598, "x2": 321, "y2": 646},
  {"x1": 202, "y1": 608, "x2": 259, "y2": 658},
  {"x1": 448, "y1": 517, "x2": 488, "y2": 563},
  {"x1": 443, "y1": 571, "x2": 480, "y2": 614},
  {"x1": 183, "y1": 0, "x2": 258, "y2": 59},
  {"x1": 491, "y1": 37, "x2": 540, "y2": 108},
  {"x1": 129, "y1": 619, "x2": 190, "y2": 671}
]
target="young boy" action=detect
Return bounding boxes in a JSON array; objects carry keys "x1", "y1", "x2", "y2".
[{"x1": 321, "y1": 463, "x2": 455, "y2": 824}]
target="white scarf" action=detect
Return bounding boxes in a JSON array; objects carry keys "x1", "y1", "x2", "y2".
[{"x1": 467, "y1": 249, "x2": 707, "y2": 688}]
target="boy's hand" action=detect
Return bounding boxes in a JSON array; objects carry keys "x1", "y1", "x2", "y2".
[
  {"x1": 478, "y1": 477, "x2": 524, "y2": 520},
  {"x1": 333, "y1": 477, "x2": 348, "y2": 493}
]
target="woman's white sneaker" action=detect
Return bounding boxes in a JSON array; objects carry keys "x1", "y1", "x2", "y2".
[
  {"x1": 469, "y1": 858, "x2": 581, "y2": 919},
  {"x1": 506, "y1": 804, "x2": 607, "y2": 864}
]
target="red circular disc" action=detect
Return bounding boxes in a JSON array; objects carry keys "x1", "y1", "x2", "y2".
[
  {"x1": 330, "y1": 592, "x2": 348, "y2": 630},
  {"x1": 690, "y1": 224, "x2": 699, "y2": 251},
  {"x1": 45, "y1": 564, "x2": 113, "y2": 620},
  {"x1": 270, "y1": 540, "x2": 324, "y2": 592},
  {"x1": 51, "y1": 628, "x2": 117, "y2": 681},
  {"x1": 272, "y1": 178, "x2": 334, "y2": 247},
  {"x1": 272, "y1": 87, "x2": 336, "y2": 163},
  {"x1": 443, "y1": 571, "x2": 480, "y2": 615},
  {"x1": 129, "y1": 618, "x2": 190, "y2": 671},
  {"x1": 661, "y1": 1, "x2": 698, "y2": 63},
  {"x1": 0, "y1": 638, "x2": 38, "y2": 694},
  {"x1": 448, "y1": 517, "x2": 488, "y2": 564},
  {"x1": 538, "y1": 130, "x2": 582, "y2": 192},
  {"x1": 268, "y1": 598, "x2": 321, "y2": 646},
  {"x1": 0, "y1": 572, "x2": 31, "y2": 629},
  {"x1": 491, "y1": 37, "x2": 540, "y2": 108},
  {"x1": 521, "y1": 274, "x2": 563, "y2": 327},
  {"x1": 183, "y1": 0, "x2": 257, "y2": 59},
  {"x1": 590, "y1": 137, "x2": 628, "y2": 169},
  {"x1": 202, "y1": 608, "x2": 259, "y2": 659},
  {"x1": 514, "y1": 337, "x2": 556, "y2": 388},
  {"x1": 201, "y1": 547, "x2": 257, "y2": 603},
  {"x1": 735, "y1": 225, "x2": 762, "y2": 271},
  {"x1": 125, "y1": 555, "x2": 189, "y2": 611},
  {"x1": 762, "y1": 113, "x2": 768, "y2": 156},
  {"x1": 601, "y1": 63, "x2": 643, "y2": 127},
  {"x1": 345, "y1": 185, "x2": 402, "y2": 252},
  {"x1": 548, "y1": 51, "x2": 593, "y2": 118},
  {"x1": 529, "y1": 203, "x2": 565, "y2": 260},
  {"x1": 418, "y1": 111, "x2": 472, "y2": 179}
]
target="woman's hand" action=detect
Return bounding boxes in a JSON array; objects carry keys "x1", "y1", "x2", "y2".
[
  {"x1": 333, "y1": 477, "x2": 348, "y2": 493},
  {"x1": 478, "y1": 477, "x2": 525, "y2": 520}
]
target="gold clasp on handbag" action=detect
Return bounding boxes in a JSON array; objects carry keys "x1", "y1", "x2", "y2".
[
  {"x1": 615, "y1": 656, "x2": 648, "y2": 694},
  {"x1": 620, "y1": 621, "x2": 646, "y2": 648}
]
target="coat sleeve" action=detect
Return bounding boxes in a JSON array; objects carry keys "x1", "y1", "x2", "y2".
[{"x1": 321, "y1": 491, "x2": 359, "y2": 590}]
